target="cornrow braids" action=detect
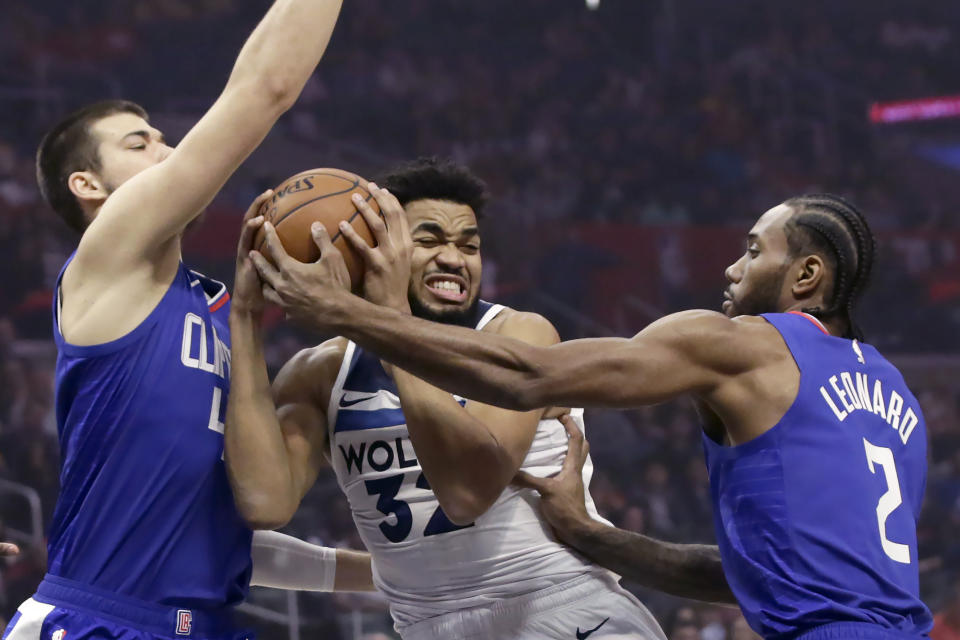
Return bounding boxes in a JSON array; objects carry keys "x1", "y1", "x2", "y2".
[{"x1": 782, "y1": 193, "x2": 876, "y2": 341}]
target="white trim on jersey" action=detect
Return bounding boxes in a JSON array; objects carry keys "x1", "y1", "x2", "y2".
[
  {"x1": 5, "y1": 598, "x2": 55, "y2": 640},
  {"x1": 188, "y1": 269, "x2": 227, "y2": 305},
  {"x1": 475, "y1": 304, "x2": 505, "y2": 331},
  {"x1": 326, "y1": 340, "x2": 358, "y2": 436}
]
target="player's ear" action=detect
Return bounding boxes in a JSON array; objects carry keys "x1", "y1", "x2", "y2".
[
  {"x1": 792, "y1": 254, "x2": 825, "y2": 299},
  {"x1": 68, "y1": 170, "x2": 109, "y2": 207}
]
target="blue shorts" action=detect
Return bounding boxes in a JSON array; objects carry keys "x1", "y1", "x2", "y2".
[{"x1": 3, "y1": 575, "x2": 252, "y2": 640}]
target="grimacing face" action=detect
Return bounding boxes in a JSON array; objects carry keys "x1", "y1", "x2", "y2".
[
  {"x1": 83, "y1": 112, "x2": 172, "y2": 198},
  {"x1": 404, "y1": 199, "x2": 482, "y2": 324},
  {"x1": 722, "y1": 203, "x2": 797, "y2": 318}
]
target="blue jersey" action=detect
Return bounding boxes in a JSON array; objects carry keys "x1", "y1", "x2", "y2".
[
  {"x1": 703, "y1": 312, "x2": 932, "y2": 639},
  {"x1": 47, "y1": 256, "x2": 251, "y2": 610}
]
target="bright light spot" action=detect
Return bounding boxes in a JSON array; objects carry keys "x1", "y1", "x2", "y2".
[{"x1": 586, "y1": 0, "x2": 600, "y2": 8}]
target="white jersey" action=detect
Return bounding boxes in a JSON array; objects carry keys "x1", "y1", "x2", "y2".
[{"x1": 327, "y1": 302, "x2": 613, "y2": 627}]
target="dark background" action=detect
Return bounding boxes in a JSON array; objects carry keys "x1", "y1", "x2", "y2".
[{"x1": 1, "y1": 1, "x2": 959, "y2": 638}]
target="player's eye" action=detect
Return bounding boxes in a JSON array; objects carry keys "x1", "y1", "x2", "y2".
[
  {"x1": 414, "y1": 237, "x2": 439, "y2": 247},
  {"x1": 129, "y1": 144, "x2": 147, "y2": 150},
  {"x1": 461, "y1": 244, "x2": 480, "y2": 254},
  {"x1": 748, "y1": 245, "x2": 760, "y2": 257}
]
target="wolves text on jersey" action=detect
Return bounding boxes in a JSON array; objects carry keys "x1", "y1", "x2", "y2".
[{"x1": 339, "y1": 437, "x2": 419, "y2": 475}]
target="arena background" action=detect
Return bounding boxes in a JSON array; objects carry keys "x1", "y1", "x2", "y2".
[{"x1": 1, "y1": 1, "x2": 959, "y2": 638}]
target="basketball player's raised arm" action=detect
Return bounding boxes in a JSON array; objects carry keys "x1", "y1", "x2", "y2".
[
  {"x1": 75, "y1": 0, "x2": 343, "y2": 272},
  {"x1": 515, "y1": 417, "x2": 735, "y2": 604},
  {"x1": 389, "y1": 312, "x2": 561, "y2": 525}
]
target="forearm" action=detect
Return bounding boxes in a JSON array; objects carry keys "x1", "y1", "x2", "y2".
[
  {"x1": 328, "y1": 297, "x2": 547, "y2": 410},
  {"x1": 227, "y1": 0, "x2": 343, "y2": 104},
  {"x1": 250, "y1": 531, "x2": 375, "y2": 593},
  {"x1": 225, "y1": 311, "x2": 297, "y2": 528},
  {"x1": 334, "y1": 549, "x2": 376, "y2": 592},
  {"x1": 392, "y1": 370, "x2": 513, "y2": 523},
  {"x1": 564, "y1": 520, "x2": 735, "y2": 604}
]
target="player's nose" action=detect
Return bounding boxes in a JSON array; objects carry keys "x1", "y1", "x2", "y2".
[
  {"x1": 724, "y1": 257, "x2": 744, "y2": 283},
  {"x1": 435, "y1": 243, "x2": 466, "y2": 269}
]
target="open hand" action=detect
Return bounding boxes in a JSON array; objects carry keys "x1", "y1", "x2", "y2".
[
  {"x1": 340, "y1": 183, "x2": 413, "y2": 312},
  {"x1": 513, "y1": 415, "x2": 594, "y2": 545},
  {"x1": 249, "y1": 217, "x2": 352, "y2": 328},
  {"x1": 232, "y1": 190, "x2": 272, "y2": 316}
]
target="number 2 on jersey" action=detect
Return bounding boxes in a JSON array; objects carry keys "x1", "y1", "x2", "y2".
[
  {"x1": 365, "y1": 473, "x2": 474, "y2": 543},
  {"x1": 863, "y1": 438, "x2": 910, "y2": 564}
]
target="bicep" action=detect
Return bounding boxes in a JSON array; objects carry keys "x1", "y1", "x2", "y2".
[
  {"x1": 532, "y1": 311, "x2": 737, "y2": 409},
  {"x1": 273, "y1": 372, "x2": 330, "y2": 500}
]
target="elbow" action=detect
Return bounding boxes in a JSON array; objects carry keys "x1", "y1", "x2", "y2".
[
  {"x1": 235, "y1": 494, "x2": 296, "y2": 531},
  {"x1": 437, "y1": 490, "x2": 491, "y2": 527},
  {"x1": 261, "y1": 75, "x2": 298, "y2": 113},
  {"x1": 225, "y1": 76, "x2": 297, "y2": 120}
]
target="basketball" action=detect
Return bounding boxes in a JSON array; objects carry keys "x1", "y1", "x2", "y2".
[{"x1": 254, "y1": 168, "x2": 380, "y2": 290}]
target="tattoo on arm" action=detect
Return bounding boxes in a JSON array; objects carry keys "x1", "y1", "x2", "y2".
[{"x1": 569, "y1": 524, "x2": 736, "y2": 604}]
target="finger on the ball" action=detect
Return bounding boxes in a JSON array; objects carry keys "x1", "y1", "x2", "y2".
[
  {"x1": 339, "y1": 220, "x2": 375, "y2": 261},
  {"x1": 238, "y1": 216, "x2": 264, "y2": 250},
  {"x1": 262, "y1": 285, "x2": 283, "y2": 306},
  {"x1": 353, "y1": 192, "x2": 387, "y2": 241},
  {"x1": 311, "y1": 222, "x2": 340, "y2": 257},
  {"x1": 245, "y1": 189, "x2": 273, "y2": 220},
  {"x1": 260, "y1": 222, "x2": 292, "y2": 267},
  {"x1": 249, "y1": 250, "x2": 281, "y2": 286}
]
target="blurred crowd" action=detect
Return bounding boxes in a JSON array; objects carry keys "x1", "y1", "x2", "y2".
[{"x1": 2, "y1": 0, "x2": 960, "y2": 638}]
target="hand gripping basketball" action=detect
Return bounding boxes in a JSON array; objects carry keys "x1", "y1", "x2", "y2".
[
  {"x1": 249, "y1": 216, "x2": 352, "y2": 326},
  {"x1": 336, "y1": 183, "x2": 413, "y2": 312}
]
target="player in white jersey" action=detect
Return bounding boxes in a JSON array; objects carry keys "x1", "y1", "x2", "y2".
[{"x1": 225, "y1": 158, "x2": 666, "y2": 639}]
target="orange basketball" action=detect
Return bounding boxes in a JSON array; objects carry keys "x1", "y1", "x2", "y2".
[{"x1": 254, "y1": 168, "x2": 379, "y2": 290}]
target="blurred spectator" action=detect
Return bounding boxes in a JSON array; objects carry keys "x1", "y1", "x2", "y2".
[{"x1": 932, "y1": 578, "x2": 960, "y2": 640}]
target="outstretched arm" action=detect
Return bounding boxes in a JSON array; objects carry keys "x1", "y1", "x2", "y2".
[
  {"x1": 515, "y1": 417, "x2": 735, "y2": 604},
  {"x1": 79, "y1": 0, "x2": 344, "y2": 264},
  {"x1": 252, "y1": 221, "x2": 755, "y2": 413}
]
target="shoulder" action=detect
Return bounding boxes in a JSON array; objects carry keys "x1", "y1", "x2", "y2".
[
  {"x1": 482, "y1": 306, "x2": 561, "y2": 347},
  {"x1": 639, "y1": 310, "x2": 788, "y2": 372},
  {"x1": 273, "y1": 337, "x2": 350, "y2": 406}
]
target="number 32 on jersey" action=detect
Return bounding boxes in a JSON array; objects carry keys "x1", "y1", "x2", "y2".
[{"x1": 365, "y1": 472, "x2": 473, "y2": 543}]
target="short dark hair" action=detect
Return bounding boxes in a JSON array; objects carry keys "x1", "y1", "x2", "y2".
[
  {"x1": 783, "y1": 193, "x2": 876, "y2": 341},
  {"x1": 377, "y1": 157, "x2": 489, "y2": 217},
  {"x1": 36, "y1": 100, "x2": 149, "y2": 233}
]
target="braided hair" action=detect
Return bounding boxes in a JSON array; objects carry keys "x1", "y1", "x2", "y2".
[{"x1": 782, "y1": 194, "x2": 876, "y2": 341}]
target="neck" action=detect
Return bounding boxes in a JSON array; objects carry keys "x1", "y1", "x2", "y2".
[{"x1": 783, "y1": 301, "x2": 848, "y2": 337}]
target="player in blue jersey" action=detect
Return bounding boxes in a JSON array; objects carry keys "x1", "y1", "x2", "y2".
[
  {"x1": 250, "y1": 193, "x2": 933, "y2": 639},
  {"x1": 3, "y1": 4, "x2": 378, "y2": 640}
]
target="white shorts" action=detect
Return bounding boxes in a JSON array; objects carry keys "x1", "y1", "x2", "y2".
[{"x1": 397, "y1": 573, "x2": 667, "y2": 640}]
